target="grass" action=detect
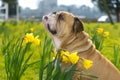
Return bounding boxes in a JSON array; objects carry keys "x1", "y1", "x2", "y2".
[
  {"x1": 0, "y1": 21, "x2": 44, "y2": 80},
  {"x1": 0, "y1": 21, "x2": 120, "y2": 79},
  {"x1": 84, "y1": 22, "x2": 120, "y2": 69}
]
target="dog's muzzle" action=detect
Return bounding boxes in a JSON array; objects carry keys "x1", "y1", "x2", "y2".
[{"x1": 42, "y1": 16, "x2": 57, "y2": 35}]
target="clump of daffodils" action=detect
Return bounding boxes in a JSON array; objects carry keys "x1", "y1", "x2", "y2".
[
  {"x1": 54, "y1": 50, "x2": 93, "y2": 70},
  {"x1": 96, "y1": 28, "x2": 109, "y2": 38},
  {"x1": 24, "y1": 33, "x2": 40, "y2": 45},
  {"x1": 91, "y1": 28, "x2": 110, "y2": 51},
  {"x1": 61, "y1": 51, "x2": 79, "y2": 64}
]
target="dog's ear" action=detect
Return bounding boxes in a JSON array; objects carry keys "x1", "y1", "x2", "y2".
[{"x1": 72, "y1": 17, "x2": 84, "y2": 33}]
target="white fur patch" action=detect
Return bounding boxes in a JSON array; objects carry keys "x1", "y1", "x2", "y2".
[{"x1": 52, "y1": 36, "x2": 61, "y2": 50}]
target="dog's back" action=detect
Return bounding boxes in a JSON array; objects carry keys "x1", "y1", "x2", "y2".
[
  {"x1": 61, "y1": 31, "x2": 120, "y2": 80},
  {"x1": 71, "y1": 32, "x2": 120, "y2": 80}
]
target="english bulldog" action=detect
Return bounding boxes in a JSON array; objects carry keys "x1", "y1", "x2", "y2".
[{"x1": 42, "y1": 11, "x2": 120, "y2": 80}]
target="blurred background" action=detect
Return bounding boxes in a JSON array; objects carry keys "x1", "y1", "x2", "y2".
[{"x1": 0, "y1": 0, "x2": 120, "y2": 23}]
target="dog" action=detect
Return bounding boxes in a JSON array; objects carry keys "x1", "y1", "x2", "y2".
[{"x1": 42, "y1": 11, "x2": 120, "y2": 80}]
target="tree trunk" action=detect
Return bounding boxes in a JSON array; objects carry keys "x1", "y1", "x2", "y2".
[
  {"x1": 116, "y1": 0, "x2": 120, "y2": 22},
  {"x1": 103, "y1": 0, "x2": 114, "y2": 24}
]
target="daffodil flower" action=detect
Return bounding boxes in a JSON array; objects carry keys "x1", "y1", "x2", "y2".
[
  {"x1": 103, "y1": 31, "x2": 109, "y2": 38},
  {"x1": 30, "y1": 28, "x2": 34, "y2": 32},
  {"x1": 97, "y1": 28, "x2": 103, "y2": 34},
  {"x1": 82, "y1": 59, "x2": 93, "y2": 70},
  {"x1": 68, "y1": 52, "x2": 79, "y2": 64},
  {"x1": 60, "y1": 51, "x2": 79, "y2": 64},
  {"x1": 61, "y1": 51, "x2": 70, "y2": 63},
  {"x1": 24, "y1": 33, "x2": 34, "y2": 43},
  {"x1": 24, "y1": 33, "x2": 40, "y2": 46},
  {"x1": 58, "y1": 50, "x2": 93, "y2": 69},
  {"x1": 33, "y1": 35, "x2": 40, "y2": 45}
]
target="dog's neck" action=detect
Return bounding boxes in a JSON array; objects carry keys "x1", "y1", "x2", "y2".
[
  {"x1": 52, "y1": 36, "x2": 61, "y2": 50},
  {"x1": 53, "y1": 31, "x2": 95, "y2": 54}
]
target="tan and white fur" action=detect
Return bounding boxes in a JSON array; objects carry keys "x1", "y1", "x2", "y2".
[{"x1": 42, "y1": 11, "x2": 120, "y2": 80}]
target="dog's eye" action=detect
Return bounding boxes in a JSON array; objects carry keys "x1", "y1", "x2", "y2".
[{"x1": 58, "y1": 14, "x2": 64, "y2": 20}]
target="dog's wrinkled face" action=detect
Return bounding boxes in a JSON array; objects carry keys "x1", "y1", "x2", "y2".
[{"x1": 42, "y1": 11, "x2": 84, "y2": 38}]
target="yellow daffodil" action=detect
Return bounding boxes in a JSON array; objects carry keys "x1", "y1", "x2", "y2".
[
  {"x1": 68, "y1": 52, "x2": 79, "y2": 64},
  {"x1": 24, "y1": 33, "x2": 34, "y2": 43},
  {"x1": 83, "y1": 59, "x2": 93, "y2": 70},
  {"x1": 60, "y1": 51, "x2": 80, "y2": 64},
  {"x1": 33, "y1": 36, "x2": 40, "y2": 45},
  {"x1": 60, "y1": 51, "x2": 70, "y2": 63},
  {"x1": 103, "y1": 31, "x2": 109, "y2": 38},
  {"x1": 97, "y1": 28, "x2": 103, "y2": 34},
  {"x1": 30, "y1": 28, "x2": 34, "y2": 32},
  {"x1": 59, "y1": 50, "x2": 93, "y2": 69}
]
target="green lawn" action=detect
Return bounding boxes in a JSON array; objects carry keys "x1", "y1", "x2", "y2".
[{"x1": 0, "y1": 21, "x2": 120, "y2": 80}]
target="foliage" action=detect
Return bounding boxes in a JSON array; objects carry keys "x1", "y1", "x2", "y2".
[
  {"x1": 92, "y1": 0, "x2": 120, "y2": 22},
  {"x1": 2, "y1": 0, "x2": 17, "y2": 3},
  {"x1": 113, "y1": 45, "x2": 120, "y2": 68},
  {"x1": 38, "y1": 36, "x2": 77, "y2": 80},
  {"x1": 1, "y1": 32, "x2": 40, "y2": 80},
  {"x1": 0, "y1": 21, "x2": 44, "y2": 80},
  {"x1": 39, "y1": 37, "x2": 96, "y2": 80},
  {"x1": 91, "y1": 27, "x2": 109, "y2": 51},
  {"x1": 0, "y1": 21, "x2": 120, "y2": 79}
]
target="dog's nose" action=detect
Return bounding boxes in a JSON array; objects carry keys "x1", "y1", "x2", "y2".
[{"x1": 44, "y1": 16, "x2": 48, "y2": 20}]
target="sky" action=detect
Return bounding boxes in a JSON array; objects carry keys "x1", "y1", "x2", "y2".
[
  {"x1": 19, "y1": 0, "x2": 39, "y2": 9},
  {"x1": 19, "y1": 0, "x2": 94, "y2": 9}
]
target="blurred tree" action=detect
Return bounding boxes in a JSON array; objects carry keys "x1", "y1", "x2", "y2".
[
  {"x1": 2, "y1": 0, "x2": 18, "y2": 17},
  {"x1": 2, "y1": 0, "x2": 17, "y2": 3},
  {"x1": 92, "y1": 0, "x2": 120, "y2": 23}
]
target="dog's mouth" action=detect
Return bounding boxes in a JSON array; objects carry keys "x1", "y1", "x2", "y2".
[
  {"x1": 47, "y1": 24, "x2": 57, "y2": 35},
  {"x1": 42, "y1": 16, "x2": 57, "y2": 35}
]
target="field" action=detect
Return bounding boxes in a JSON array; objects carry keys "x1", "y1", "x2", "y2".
[{"x1": 0, "y1": 21, "x2": 120, "y2": 80}]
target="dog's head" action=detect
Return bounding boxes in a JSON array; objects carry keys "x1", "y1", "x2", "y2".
[
  {"x1": 42, "y1": 11, "x2": 84, "y2": 49},
  {"x1": 42, "y1": 11, "x2": 84, "y2": 37}
]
